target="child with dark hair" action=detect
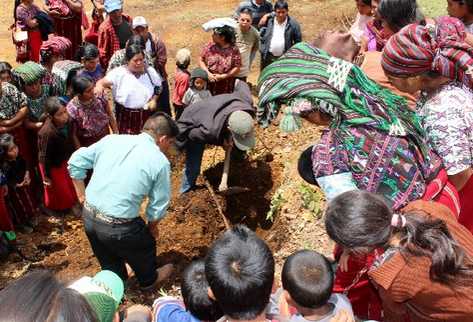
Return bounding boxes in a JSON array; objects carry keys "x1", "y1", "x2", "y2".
[
  {"x1": 448, "y1": 0, "x2": 473, "y2": 32},
  {"x1": 0, "y1": 62, "x2": 13, "y2": 83},
  {"x1": 0, "y1": 134, "x2": 39, "y2": 233},
  {"x1": 377, "y1": 0, "x2": 425, "y2": 35},
  {"x1": 172, "y1": 48, "x2": 191, "y2": 120},
  {"x1": 268, "y1": 250, "x2": 354, "y2": 322},
  {"x1": 205, "y1": 225, "x2": 275, "y2": 322},
  {"x1": 76, "y1": 43, "x2": 104, "y2": 83},
  {"x1": 152, "y1": 259, "x2": 223, "y2": 321},
  {"x1": 182, "y1": 68, "x2": 212, "y2": 107},
  {"x1": 325, "y1": 190, "x2": 473, "y2": 321},
  {"x1": 38, "y1": 96, "x2": 77, "y2": 214},
  {"x1": 350, "y1": 0, "x2": 373, "y2": 44}
]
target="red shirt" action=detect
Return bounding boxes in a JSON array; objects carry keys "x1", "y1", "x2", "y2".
[
  {"x1": 172, "y1": 67, "x2": 190, "y2": 106},
  {"x1": 97, "y1": 15, "x2": 131, "y2": 68}
]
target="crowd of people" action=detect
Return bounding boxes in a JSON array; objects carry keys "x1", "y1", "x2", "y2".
[{"x1": 2, "y1": 0, "x2": 473, "y2": 321}]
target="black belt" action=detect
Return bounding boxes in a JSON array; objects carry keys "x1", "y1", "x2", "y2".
[{"x1": 84, "y1": 202, "x2": 136, "y2": 225}]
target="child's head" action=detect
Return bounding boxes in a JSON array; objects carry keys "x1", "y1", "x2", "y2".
[
  {"x1": 0, "y1": 134, "x2": 19, "y2": 161},
  {"x1": 0, "y1": 62, "x2": 13, "y2": 83},
  {"x1": 205, "y1": 225, "x2": 275, "y2": 321},
  {"x1": 447, "y1": 0, "x2": 473, "y2": 21},
  {"x1": 176, "y1": 48, "x2": 191, "y2": 69},
  {"x1": 72, "y1": 75, "x2": 95, "y2": 101},
  {"x1": 76, "y1": 43, "x2": 100, "y2": 72},
  {"x1": 43, "y1": 96, "x2": 69, "y2": 127},
  {"x1": 190, "y1": 68, "x2": 208, "y2": 91},
  {"x1": 378, "y1": 0, "x2": 424, "y2": 34},
  {"x1": 281, "y1": 250, "x2": 333, "y2": 310},
  {"x1": 181, "y1": 259, "x2": 223, "y2": 321},
  {"x1": 355, "y1": 0, "x2": 372, "y2": 16}
]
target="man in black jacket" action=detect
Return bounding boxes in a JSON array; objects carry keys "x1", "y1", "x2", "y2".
[
  {"x1": 177, "y1": 80, "x2": 256, "y2": 193},
  {"x1": 259, "y1": 0, "x2": 302, "y2": 69}
]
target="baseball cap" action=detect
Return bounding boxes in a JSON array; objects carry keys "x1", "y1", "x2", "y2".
[
  {"x1": 227, "y1": 111, "x2": 256, "y2": 151},
  {"x1": 69, "y1": 270, "x2": 125, "y2": 322},
  {"x1": 104, "y1": 0, "x2": 123, "y2": 13},
  {"x1": 133, "y1": 16, "x2": 148, "y2": 29}
]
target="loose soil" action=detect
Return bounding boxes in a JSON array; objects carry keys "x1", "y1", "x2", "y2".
[{"x1": 0, "y1": 0, "x2": 352, "y2": 304}]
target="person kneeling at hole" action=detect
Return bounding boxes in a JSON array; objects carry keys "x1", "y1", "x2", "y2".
[
  {"x1": 67, "y1": 112, "x2": 177, "y2": 291},
  {"x1": 177, "y1": 80, "x2": 256, "y2": 194}
]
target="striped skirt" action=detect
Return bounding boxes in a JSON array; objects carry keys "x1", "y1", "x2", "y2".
[
  {"x1": 6, "y1": 185, "x2": 38, "y2": 226},
  {"x1": 115, "y1": 104, "x2": 152, "y2": 135}
]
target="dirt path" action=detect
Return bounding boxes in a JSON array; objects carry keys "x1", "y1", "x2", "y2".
[{"x1": 0, "y1": 0, "x2": 353, "y2": 304}]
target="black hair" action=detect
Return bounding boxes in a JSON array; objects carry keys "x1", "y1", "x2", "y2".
[
  {"x1": 205, "y1": 225, "x2": 275, "y2": 320},
  {"x1": 125, "y1": 44, "x2": 145, "y2": 62},
  {"x1": 451, "y1": 0, "x2": 473, "y2": 13},
  {"x1": 75, "y1": 42, "x2": 100, "y2": 62},
  {"x1": 282, "y1": 250, "x2": 333, "y2": 309},
  {"x1": 126, "y1": 34, "x2": 146, "y2": 50},
  {"x1": 0, "y1": 133, "x2": 16, "y2": 166},
  {"x1": 325, "y1": 190, "x2": 473, "y2": 285},
  {"x1": 13, "y1": 0, "x2": 21, "y2": 21},
  {"x1": 71, "y1": 75, "x2": 94, "y2": 96},
  {"x1": 0, "y1": 270, "x2": 99, "y2": 322},
  {"x1": 274, "y1": 0, "x2": 289, "y2": 10},
  {"x1": 41, "y1": 96, "x2": 64, "y2": 121},
  {"x1": 239, "y1": 7, "x2": 254, "y2": 18},
  {"x1": 213, "y1": 25, "x2": 236, "y2": 45},
  {"x1": 297, "y1": 146, "x2": 317, "y2": 186},
  {"x1": 181, "y1": 259, "x2": 224, "y2": 321},
  {"x1": 143, "y1": 112, "x2": 180, "y2": 138},
  {"x1": 0, "y1": 62, "x2": 12, "y2": 76},
  {"x1": 361, "y1": 0, "x2": 372, "y2": 5},
  {"x1": 378, "y1": 0, "x2": 425, "y2": 32}
]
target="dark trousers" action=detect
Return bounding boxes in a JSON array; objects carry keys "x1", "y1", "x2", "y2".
[
  {"x1": 83, "y1": 207, "x2": 157, "y2": 287},
  {"x1": 157, "y1": 80, "x2": 171, "y2": 116},
  {"x1": 260, "y1": 53, "x2": 281, "y2": 70}
]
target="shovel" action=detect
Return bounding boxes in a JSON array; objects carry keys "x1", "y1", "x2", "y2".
[{"x1": 217, "y1": 145, "x2": 250, "y2": 196}]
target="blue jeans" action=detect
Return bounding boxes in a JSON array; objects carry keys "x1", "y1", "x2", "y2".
[{"x1": 180, "y1": 142, "x2": 206, "y2": 193}]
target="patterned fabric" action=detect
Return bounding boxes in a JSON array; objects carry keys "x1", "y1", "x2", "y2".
[
  {"x1": 40, "y1": 36, "x2": 72, "y2": 59},
  {"x1": 115, "y1": 104, "x2": 152, "y2": 135},
  {"x1": 98, "y1": 15, "x2": 132, "y2": 68},
  {"x1": 77, "y1": 65, "x2": 104, "y2": 83},
  {"x1": 0, "y1": 83, "x2": 27, "y2": 120},
  {"x1": 312, "y1": 128, "x2": 442, "y2": 210},
  {"x1": 49, "y1": 0, "x2": 83, "y2": 59},
  {"x1": 256, "y1": 42, "x2": 442, "y2": 210},
  {"x1": 52, "y1": 60, "x2": 83, "y2": 95},
  {"x1": 200, "y1": 42, "x2": 241, "y2": 95},
  {"x1": 27, "y1": 84, "x2": 54, "y2": 121},
  {"x1": 365, "y1": 19, "x2": 388, "y2": 51},
  {"x1": 417, "y1": 82, "x2": 473, "y2": 176},
  {"x1": 257, "y1": 42, "x2": 424, "y2": 151},
  {"x1": 12, "y1": 62, "x2": 46, "y2": 85},
  {"x1": 66, "y1": 96, "x2": 110, "y2": 138},
  {"x1": 382, "y1": 16, "x2": 473, "y2": 88},
  {"x1": 15, "y1": 4, "x2": 41, "y2": 30},
  {"x1": 106, "y1": 48, "x2": 154, "y2": 73}
]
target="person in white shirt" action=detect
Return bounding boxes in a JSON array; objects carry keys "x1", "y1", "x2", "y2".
[
  {"x1": 259, "y1": 0, "x2": 302, "y2": 69},
  {"x1": 95, "y1": 44, "x2": 162, "y2": 134}
]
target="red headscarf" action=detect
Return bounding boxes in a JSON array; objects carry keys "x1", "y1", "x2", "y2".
[{"x1": 382, "y1": 16, "x2": 473, "y2": 88}]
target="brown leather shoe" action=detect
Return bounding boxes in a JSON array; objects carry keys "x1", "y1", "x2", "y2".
[{"x1": 140, "y1": 264, "x2": 175, "y2": 292}]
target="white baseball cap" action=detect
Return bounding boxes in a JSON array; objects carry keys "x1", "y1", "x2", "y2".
[{"x1": 133, "y1": 16, "x2": 148, "y2": 29}]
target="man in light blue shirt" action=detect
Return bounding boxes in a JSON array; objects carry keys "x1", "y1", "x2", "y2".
[{"x1": 68, "y1": 112, "x2": 179, "y2": 291}]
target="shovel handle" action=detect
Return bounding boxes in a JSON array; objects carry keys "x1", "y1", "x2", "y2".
[{"x1": 219, "y1": 145, "x2": 232, "y2": 191}]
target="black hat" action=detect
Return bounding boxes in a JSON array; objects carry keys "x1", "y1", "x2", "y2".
[
  {"x1": 190, "y1": 68, "x2": 208, "y2": 81},
  {"x1": 298, "y1": 146, "x2": 317, "y2": 185}
]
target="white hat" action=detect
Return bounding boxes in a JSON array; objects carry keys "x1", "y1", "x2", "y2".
[{"x1": 133, "y1": 16, "x2": 148, "y2": 29}]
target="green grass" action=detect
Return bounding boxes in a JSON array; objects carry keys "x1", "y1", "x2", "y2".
[{"x1": 418, "y1": 0, "x2": 446, "y2": 18}]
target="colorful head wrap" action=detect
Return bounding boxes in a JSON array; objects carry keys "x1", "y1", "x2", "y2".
[
  {"x1": 40, "y1": 36, "x2": 72, "y2": 61},
  {"x1": 382, "y1": 16, "x2": 473, "y2": 87},
  {"x1": 12, "y1": 61, "x2": 47, "y2": 85}
]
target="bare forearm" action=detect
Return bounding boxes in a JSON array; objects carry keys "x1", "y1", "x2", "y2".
[
  {"x1": 449, "y1": 168, "x2": 473, "y2": 192},
  {"x1": 72, "y1": 179, "x2": 86, "y2": 204}
]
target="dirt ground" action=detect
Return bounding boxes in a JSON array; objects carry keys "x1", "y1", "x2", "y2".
[{"x1": 0, "y1": 0, "x2": 354, "y2": 304}]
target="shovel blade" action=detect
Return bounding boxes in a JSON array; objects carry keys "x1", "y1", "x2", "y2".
[{"x1": 218, "y1": 186, "x2": 250, "y2": 196}]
